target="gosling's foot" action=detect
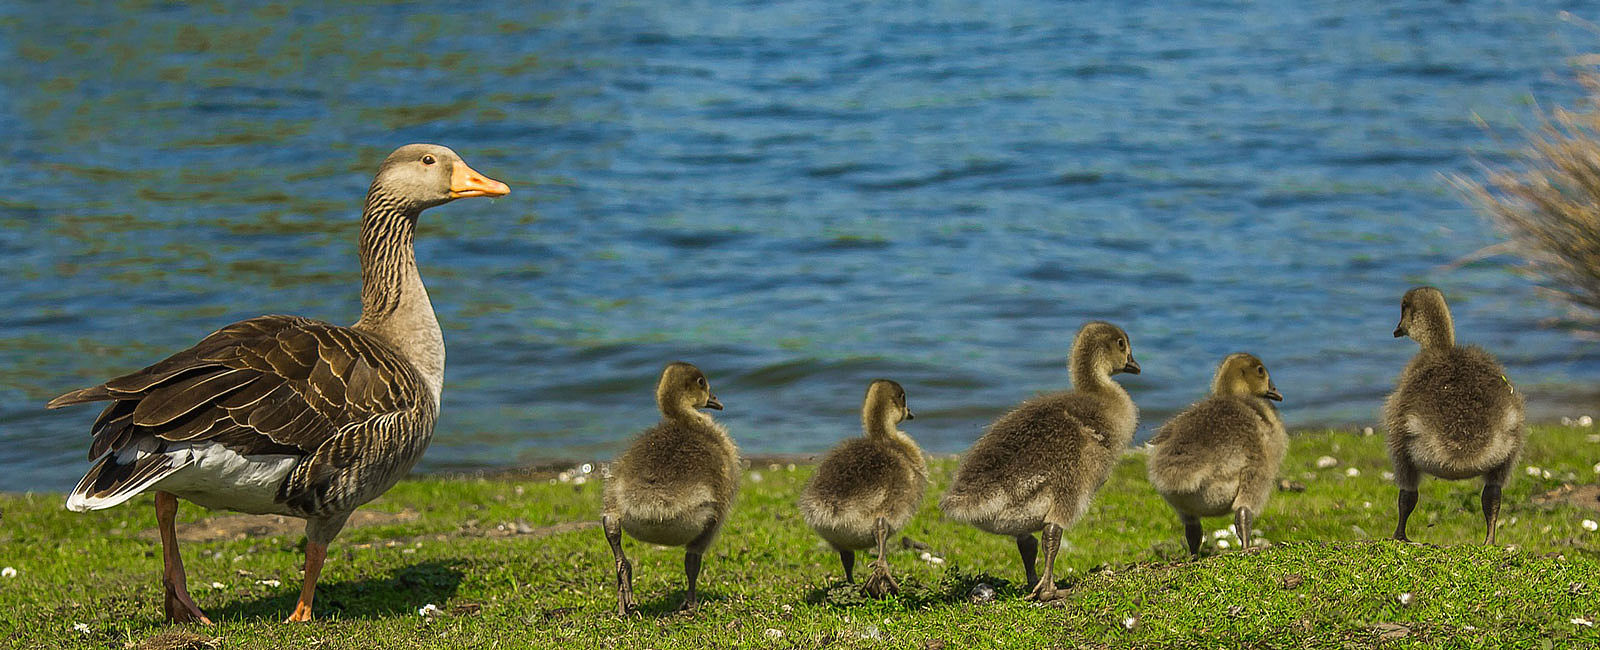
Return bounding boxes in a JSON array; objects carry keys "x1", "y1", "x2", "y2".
[
  {"x1": 1023, "y1": 579, "x2": 1064, "y2": 603},
  {"x1": 860, "y1": 562, "x2": 900, "y2": 598}
]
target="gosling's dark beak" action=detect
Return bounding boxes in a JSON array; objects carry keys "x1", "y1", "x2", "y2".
[
  {"x1": 1121, "y1": 354, "x2": 1141, "y2": 375},
  {"x1": 1264, "y1": 385, "x2": 1283, "y2": 402},
  {"x1": 1393, "y1": 324, "x2": 1407, "y2": 338},
  {"x1": 904, "y1": 409, "x2": 916, "y2": 421},
  {"x1": 703, "y1": 394, "x2": 723, "y2": 410}
]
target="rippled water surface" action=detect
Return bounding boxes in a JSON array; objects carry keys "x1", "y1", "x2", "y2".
[{"x1": 3, "y1": 1, "x2": 1598, "y2": 491}]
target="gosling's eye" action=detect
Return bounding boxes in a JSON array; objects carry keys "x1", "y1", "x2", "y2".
[
  {"x1": 697, "y1": 377, "x2": 708, "y2": 388},
  {"x1": 1116, "y1": 338, "x2": 1126, "y2": 350},
  {"x1": 1257, "y1": 366, "x2": 1266, "y2": 376},
  {"x1": 422, "y1": 155, "x2": 436, "y2": 165}
]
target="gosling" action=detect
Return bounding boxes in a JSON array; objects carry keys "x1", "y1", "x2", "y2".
[
  {"x1": 1385, "y1": 286, "x2": 1525, "y2": 545},
  {"x1": 602, "y1": 362, "x2": 739, "y2": 615},
  {"x1": 940, "y1": 321, "x2": 1140, "y2": 602},
  {"x1": 1147, "y1": 353, "x2": 1286, "y2": 557},
  {"x1": 798, "y1": 380, "x2": 926, "y2": 597}
]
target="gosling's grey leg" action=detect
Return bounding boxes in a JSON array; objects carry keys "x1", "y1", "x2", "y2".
[
  {"x1": 1233, "y1": 507, "x2": 1253, "y2": 551},
  {"x1": 1015, "y1": 534, "x2": 1039, "y2": 589},
  {"x1": 1024, "y1": 524, "x2": 1064, "y2": 602},
  {"x1": 679, "y1": 525, "x2": 718, "y2": 613},
  {"x1": 861, "y1": 517, "x2": 900, "y2": 597},
  {"x1": 838, "y1": 548, "x2": 855, "y2": 584},
  {"x1": 1181, "y1": 514, "x2": 1202, "y2": 557},
  {"x1": 602, "y1": 515, "x2": 635, "y2": 616},
  {"x1": 680, "y1": 551, "x2": 702, "y2": 612},
  {"x1": 1391, "y1": 453, "x2": 1421, "y2": 542},
  {"x1": 1482, "y1": 457, "x2": 1513, "y2": 545}
]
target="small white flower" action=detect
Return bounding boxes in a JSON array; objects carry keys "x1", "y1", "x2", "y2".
[
  {"x1": 257, "y1": 579, "x2": 281, "y2": 588},
  {"x1": 73, "y1": 623, "x2": 90, "y2": 634},
  {"x1": 1397, "y1": 592, "x2": 1413, "y2": 606},
  {"x1": 764, "y1": 628, "x2": 784, "y2": 640},
  {"x1": 781, "y1": 604, "x2": 793, "y2": 613},
  {"x1": 418, "y1": 603, "x2": 441, "y2": 617},
  {"x1": 1564, "y1": 417, "x2": 1574, "y2": 426},
  {"x1": 1345, "y1": 467, "x2": 1361, "y2": 478},
  {"x1": 930, "y1": 556, "x2": 945, "y2": 565},
  {"x1": 210, "y1": 582, "x2": 225, "y2": 590},
  {"x1": 1363, "y1": 501, "x2": 1372, "y2": 509},
  {"x1": 1582, "y1": 520, "x2": 1598, "y2": 532},
  {"x1": 1544, "y1": 470, "x2": 1553, "y2": 479},
  {"x1": 580, "y1": 463, "x2": 593, "y2": 474},
  {"x1": 749, "y1": 472, "x2": 763, "y2": 483},
  {"x1": 1526, "y1": 466, "x2": 1543, "y2": 477},
  {"x1": 1362, "y1": 427, "x2": 1374, "y2": 436},
  {"x1": 1316, "y1": 456, "x2": 1338, "y2": 469},
  {"x1": 1573, "y1": 617, "x2": 1594, "y2": 627},
  {"x1": 786, "y1": 463, "x2": 797, "y2": 471},
  {"x1": 0, "y1": 567, "x2": 15, "y2": 578},
  {"x1": 1382, "y1": 471, "x2": 1395, "y2": 481},
  {"x1": 572, "y1": 475, "x2": 587, "y2": 485},
  {"x1": 1122, "y1": 616, "x2": 1136, "y2": 630},
  {"x1": 1581, "y1": 415, "x2": 1594, "y2": 427},
  {"x1": 1217, "y1": 539, "x2": 1231, "y2": 549}
]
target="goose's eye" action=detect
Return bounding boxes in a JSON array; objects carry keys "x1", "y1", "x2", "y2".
[
  {"x1": 422, "y1": 155, "x2": 436, "y2": 165},
  {"x1": 1117, "y1": 338, "x2": 1126, "y2": 351},
  {"x1": 1257, "y1": 366, "x2": 1265, "y2": 376},
  {"x1": 697, "y1": 377, "x2": 707, "y2": 388}
]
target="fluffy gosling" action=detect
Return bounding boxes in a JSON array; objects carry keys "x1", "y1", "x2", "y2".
[
  {"x1": 798, "y1": 379, "x2": 926, "y2": 597},
  {"x1": 1385, "y1": 287, "x2": 1525, "y2": 544},
  {"x1": 602, "y1": 362, "x2": 738, "y2": 615},
  {"x1": 1147, "y1": 353, "x2": 1286, "y2": 556},
  {"x1": 940, "y1": 321, "x2": 1140, "y2": 601}
]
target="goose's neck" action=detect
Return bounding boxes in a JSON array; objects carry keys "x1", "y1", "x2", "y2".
[{"x1": 351, "y1": 188, "x2": 444, "y2": 404}]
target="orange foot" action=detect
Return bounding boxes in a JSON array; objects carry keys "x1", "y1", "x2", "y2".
[
  {"x1": 285, "y1": 601, "x2": 314, "y2": 623},
  {"x1": 164, "y1": 587, "x2": 214, "y2": 625}
]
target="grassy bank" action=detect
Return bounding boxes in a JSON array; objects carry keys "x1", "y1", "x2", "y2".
[{"x1": 2, "y1": 426, "x2": 1598, "y2": 649}]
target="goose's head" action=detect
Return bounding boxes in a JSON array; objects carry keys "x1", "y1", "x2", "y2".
[
  {"x1": 371, "y1": 143, "x2": 509, "y2": 210},
  {"x1": 1070, "y1": 321, "x2": 1140, "y2": 381},
  {"x1": 1393, "y1": 286, "x2": 1454, "y2": 348},
  {"x1": 862, "y1": 379, "x2": 914, "y2": 434},
  {"x1": 1211, "y1": 352, "x2": 1282, "y2": 401},
  {"x1": 656, "y1": 362, "x2": 722, "y2": 415}
]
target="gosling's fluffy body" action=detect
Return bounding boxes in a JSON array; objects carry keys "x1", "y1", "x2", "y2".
[
  {"x1": 941, "y1": 321, "x2": 1140, "y2": 599},
  {"x1": 799, "y1": 381, "x2": 926, "y2": 552},
  {"x1": 1148, "y1": 353, "x2": 1287, "y2": 554},
  {"x1": 602, "y1": 362, "x2": 737, "y2": 614},
  {"x1": 942, "y1": 322, "x2": 1140, "y2": 535},
  {"x1": 1384, "y1": 287, "x2": 1525, "y2": 544}
]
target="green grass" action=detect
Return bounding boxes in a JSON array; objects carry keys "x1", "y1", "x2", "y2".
[{"x1": 3, "y1": 427, "x2": 1599, "y2": 649}]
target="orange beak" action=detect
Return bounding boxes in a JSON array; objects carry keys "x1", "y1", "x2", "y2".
[{"x1": 449, "y1": 161, "x2": 510, "y2": 199}]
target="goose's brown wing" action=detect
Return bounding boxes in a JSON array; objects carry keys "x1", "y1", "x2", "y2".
[{"x1": 52, "y1": 314, "x2": 428, "y2": 509}]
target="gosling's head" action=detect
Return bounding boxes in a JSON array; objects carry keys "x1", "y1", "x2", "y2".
[
  {"x1": 1070, "y1": 321, "x2": 1140, "y2": 382},
  {"x1": 862, "y1": 379, "x2": 914, "y2": 434},
  {"x1": 1393, "y1": 286, "x2": 1455, "y2": 348},
  {"x1": 1211, "y1": 353, "x2": 1282, "y2": 401},
  {"x1": 370, "y1": 143, "x2": 510, "y2": 211},
  {"x1": 655, "y1": 362, "x2": 723, "y2": 416}
]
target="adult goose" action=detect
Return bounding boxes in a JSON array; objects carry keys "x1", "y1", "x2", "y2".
[{"x1": 48, "y1": 144, "x2": 508, "y2": 624}]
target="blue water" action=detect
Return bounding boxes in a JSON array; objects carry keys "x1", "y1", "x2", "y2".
[{"x1": 2, "y1": 1, "x2": 1597, "y2": 492}]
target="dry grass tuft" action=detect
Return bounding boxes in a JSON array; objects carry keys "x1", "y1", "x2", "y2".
[{"x1": 1455, "y1": 68, "x2": 1600, "y2": 328}]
